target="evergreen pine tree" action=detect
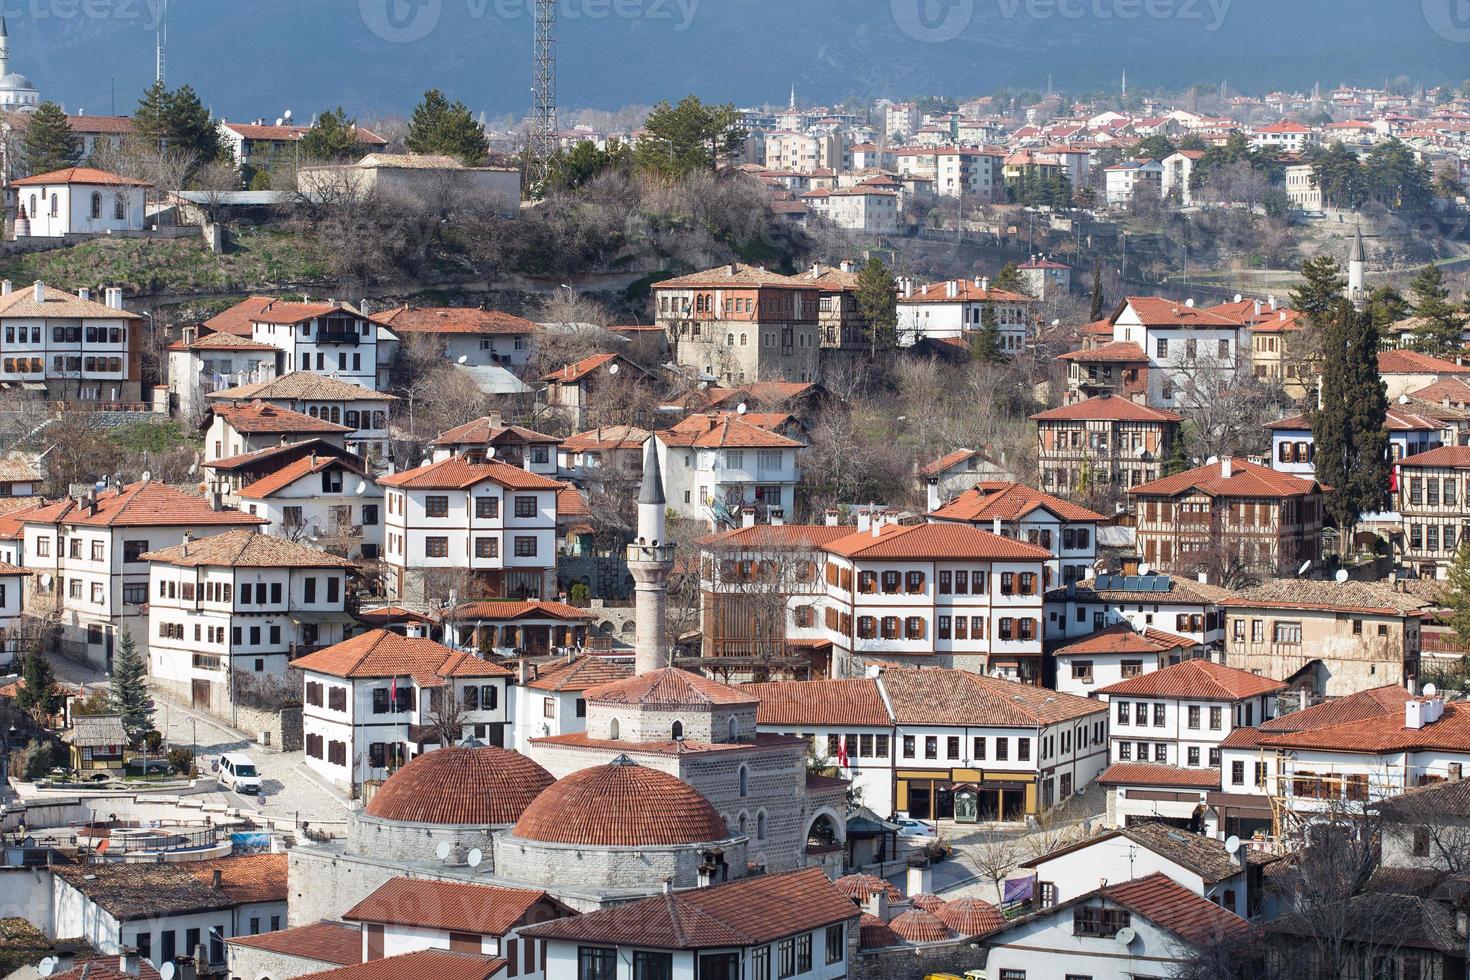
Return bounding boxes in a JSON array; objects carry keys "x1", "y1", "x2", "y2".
[
  {"x1": 971, "y1": 306, "x2": 1004, "y2": 363},
  {"x1": 1089, "y1": 261, "x2": 1106, "y2": 322},
  {"x1": 300, "y1": 108, "x2": 360, "y2": 162},
  {"x1": 164, "y1": 84, "x2": 224, "y2": 165},
  {"x1": 854, "y1": 256, "x2": 899, "y2": 356},
  {"x1": 1448, "y1": 542, "x2": 1470, "y2": 645},
  {"x1": 1409, "y1": 263, "x2": 1462, "y2": 356},
  {"x1": 1163, "y1": 427, "x2": 1191, "y2": 476},
  {"x1": 1289, "y1": 255, "x2": 1348, "y2": 329},
  {"x1": 992, "y1": 262, "x2": 1024, "y2": 293},
  {"x1": 406, "y1": 89, "x2": 490, "y2": 165},
  {"x1": 1312, "y1": 299, "x2": 1389, "y2": 540},
  {"x1": 16, "y1": 651, "x2": 58, "y2": 719},
  {"x1": 23, "y1": 102, "x2": 81, "y2": 176},
  {"x1": 133, "y1": 81, "x2": 172, "y2": 148},
  {"x1": 109, "y1": 630, "x2": 152, "y2": 744}
]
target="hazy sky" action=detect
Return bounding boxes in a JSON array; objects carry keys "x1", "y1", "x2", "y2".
[{"x1": 12, "y1": 0, "x2": 1468, "y2": 123}]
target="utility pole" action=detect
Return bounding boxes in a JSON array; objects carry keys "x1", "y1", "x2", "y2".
[
  {"x1": 528, "y1": 0, "x2": 557, "y2": 194},
  {"x1": 155, "y1": 0, "x2": 167, "y2": 86}
]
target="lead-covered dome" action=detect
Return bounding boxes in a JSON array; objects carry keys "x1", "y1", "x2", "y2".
[
  {"x1": 364, "y1": 747, "x2": 554, "y2": 826},
  {"x1": 512, "y1": 756, "x2": 729, "y2": 846}
]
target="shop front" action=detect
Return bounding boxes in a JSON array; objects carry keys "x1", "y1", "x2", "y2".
[{"x1": 896, "y1": 768, "x2": 1037, "y2": 823}]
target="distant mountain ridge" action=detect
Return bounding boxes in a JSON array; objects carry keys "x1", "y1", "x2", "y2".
[{"x1": 15, "y1": 0, "x2": 1465, "y2": 122}]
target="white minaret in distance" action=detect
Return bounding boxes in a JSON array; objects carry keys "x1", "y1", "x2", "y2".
[
  {"x1": 0, "y1": 18, "x2": 11, "y2": 79},
  {"x1": 1347, "y1": 224, "x2": 1367, "y2": 310},
  {"x1": 628, "y1": 439, "x2": 675, "y2": 675}
]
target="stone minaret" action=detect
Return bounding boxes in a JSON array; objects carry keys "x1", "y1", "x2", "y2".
[
  {"x1": 628, "y1": 440, "x2": 674, "y2": 675},
  {"x1": 1348, "y1": 224, "x2": 1366, "y2": 310},
  {"x1": 0, "y1": 19, "x2": 11, "y2": 80}
]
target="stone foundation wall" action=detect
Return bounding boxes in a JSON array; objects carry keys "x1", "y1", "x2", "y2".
[
  {"x1": 149, "y1": 676, "x2": 302, "y2": 752},
  {"x1": 347, "y1": 813, "x2": 500, "y2": 867},
  {"x1": 493, "y1": 833, "x2": 745, "y2": 896},
  {"x1": 851, "y1": 939, "x2": 985, "y2": 980},
  {"x1": 227, "y1": 943, "x2": 349, "y2": 980}
]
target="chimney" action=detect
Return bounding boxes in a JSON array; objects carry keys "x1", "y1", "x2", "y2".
[
  {"x1": 728, "y1": 263, "x2": 738, "y2": 275},
  {"x1": 211, "y1": 868, "x2": 223, "y2": 889},
  {"x1": 405, "y1": 622, "x2": 426, "y2": 639},
  {"x1": 1221, "y1": 458, "x2": 1233, "y2": 479},
  {"x1": 1406, "y1": 700, "x2": 1426, "y2": 730},
  {"x1": 870, "y1": 518, "x2": 881, "y2": 538},
  {"x1": 106, "y1": 287, "x2": 124, "y2": 310},
  {"x1": 946, "y1": 280, "x2": 957, "y2": 299},
  {"x1": 1253, "y1": 299, "x2": 1262, "y2": 317},
  {"x1": 1198, "y1": 571, "x2": 1209, "y2": 584},
  {"x1": 856, "y1": 512, "x2": 871, "y2": 533},
  {"x1": 974, "y1": 275, "x2": 983, "y2": 288},
  {"x1": 118, "y1": 952, "x2": 140, "y2": 977},
  {"x1": 1, "y1": 280, "x2": 11, "y2": 295},
  {"x1": 840, "y1": 259, "x2": 854, "y2": 273},
  {"x1": 741, "y1": 508, "x2": 757, "y2": 529},
  {"x1": 906, "y1": 860, "x2": 932, "y2": 898},
  {"x1": 517, "y1": 658, "x2": 530, "y2": 684},
  {"x1": 981, "y1": 276, "x2": 990, "y2": 292},
  {"x1": 992, "y1": 517, "x2": 1002, "y2": 536},
  {"x1": 1268, "y1": 294, "x2": 1278, "y2": 310},
  {"x1": 77, "y1": 288, "x2": 90, "y2": 302},
  {"x1": 824, "y1": 508, "x2": 840, "y2": 527},
  {"x1": 32, "y1": 281, "x2": 44, "y2": 304}
]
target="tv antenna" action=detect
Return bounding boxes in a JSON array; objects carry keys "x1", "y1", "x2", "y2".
[{"x1": 528, "y1": 0, "x2": 557, "y2": 192}]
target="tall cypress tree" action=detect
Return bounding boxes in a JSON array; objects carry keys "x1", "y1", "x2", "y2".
[
  {"x1": 1089, "y1": 261, "x2": 1106, "y2": 322},
  {"x1": 1312, "y1": 299, "x2": 1389, "y2": 539},
  {"x1": 23, "y1": 101, "x2": 82, "y2": 175}
]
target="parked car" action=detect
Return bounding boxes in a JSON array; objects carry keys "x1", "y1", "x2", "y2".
[
  {"x1": 895, "y1": 818, "x2": 935, "y2": 838},
  {"x1": 217, "y1": 752, "x2": 261, "y2": 795}
]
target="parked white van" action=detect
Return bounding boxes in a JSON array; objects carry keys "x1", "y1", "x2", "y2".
[{"x1": 218, "y1": 752, "x2": 262, "y2": 795}]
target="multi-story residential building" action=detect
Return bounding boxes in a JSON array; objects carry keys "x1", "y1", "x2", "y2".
[
  {"x1": 1269, "y1": 404, "x2": 1446, "y2": 480},
  {"x1": 1015, "y1": 256, "x2": 1071, "y2": 300},
  {"x1": 1103, "y1": 159, "x2": 1164, "y2": 207},
  {"x1": 1282, "y1": 161, "x2": 1323, "y2": 210},
  {"x1": 654, "y1": 264, "x2": 821, "y2": 385},
  {"x1": 1052, "y1": 623, "x2": 1204, "y2": 699},
  {"x1": 918, "y1": 448, "x2": 1015, "y2": 510},
  {"x1": 442, "y1": 599, "x2": 594, "y2": 658},
  {"x1": 1100, "y1": 297, "x2": 1246, "y2": 411},
  {"x1": 1056, "y1": 340, "x2": 1150, "y2": 404},
  {"x1": 1045, "y1": 572, "x2": 1234, "y2": 653},
  {"x1": 204, "y1": 400, "x2": 351, "y2": 464},
  {"x1": 895, "y1": 147, "x2": 1003, "y2": 200},
  {"x1": 233, "y1": 452, "x2": 384, "y2": 560},
  {"x1": 797, "y1": 262, "x2": 869, "y2": 366},
  {"x1": 884, "y1": 102, "x2": 921, "y2": 140},
  {"x1": 818, "y1": 520, "x2": 1051, "y2": 681},
  {"x1": 379, "y1": 457, "x2": 562, "y2": 602},
  {"x1": 749, "y1": 668, "x2": 1109, "y2": 821},
  {"x1": 1128, "y1": 458, "x2": 1323, "y2": 578},
  {"x1": 1098, "y1": 659, "x2": 1284, "y2": 827},
  {"x1": 1224, "y1": 579, "x2": 1429, "y2": 697},
  {"x1": 216, "y1": 120, "x2": 387, "y2": 171},
  {"x1": 294, "y1": 629, "x2": 514, "y2": 791},
  {"x1": 928, "y1": 481, "x2": 1105, "y2": 589},
  {"x1": 1160, "y1": 149, "x2": 1206, "y2": 204},
  {"x1": 374, "y1": 305, "x2": 540, "y2": 369},
  {"x1": 166, "y1": 330, "x2": 279, "y2": 424},
  {"x1": 655, "y1": 413, "x2": 804, "y2": 526},
  {"x1": 508, "y1": 654, "x2": 631, "y2": 752},
  {"x1": 237, "y1": 301, "x2": 385, "y2": 390},
  {"x1": 206, "y1": 373, "x2": 397, "y2": 461},
  {"x1": 428, "y1": 416, "x2": 561, "y2": 473},
  {"x1": 556, "y1": 426, "x2": 648, "y2": 482},
  {"x1": 21, "y1": 481, "x2": 266, "y2": 668},
  {"x1": 1378, "y1": 349, "x2": 1470, "y2": 401},
  {"x1": 539, "y1": 353, "x2": 659, "y2": 431},
  {"x1": 204, "y1": 439, "x2": 360, "y2": 501},
  {"x1": 1395, "y1": 445, "x2": 1470, "y2": 579},
  {"x1": 895, "y1": 277, "x2": 1035, "y2": 351},
  {"x1": 1248, "y1": 120, "x2": 1320, "y2": 154},
  {"x1": 142, "y1": 529, "x2": 357, "y2": 712},
  {"x1": 1031, "y1": 394, "x2": 1182, "y2": 494},
  {"x1": 0, "y1": 560, "x2": 28, "y2": 658},
  {"x1": 0, "y1": 281, "x2": 142, "y2": 403},
  {"x1": 821, "y1": 186, "x2": 899, "y2": 234}
]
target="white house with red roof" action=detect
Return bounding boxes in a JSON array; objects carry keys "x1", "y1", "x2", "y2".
[
  {"x1": 1045, "y1": 572, "x2": 1234, "y2": 656},
  {"x1": 539, "y1": 352, "x2": 656, "y2": 431},
  {"x1": 375, "y1": 305, "x2": 539, "y2": 370},
  {"x1": 895, "y1": 276, "x2": 1036, "y2": 352},
  {"x1": 1052, "y1": 623, "x2": 1204, "y2": 698},
  {"x1": 141, "y1": 529, "x2": 357, "y2": 712},
  {"x1": 1102, "y1": 158, "x2": 1164, "y2": 207},
  {"x1": 12, "y1": 167, "x2": 149, "y2": 237},
  {"x1": 1160, "y1": 149, "x2": 1208, "y2": 204},
  {"x1": 1016, "y1": 256, "x2": 1071, "y2": 300},
  {"x1": 166, "y1": 330, "x2": 279, "y2": 423},
  {"x1": 928, "y1": 481, "x2": 1105, "y2": 589},
  {"x1": 817, "y1": 520, "x2": 1052, "y2": 681},
  {"x1": 293, "y1": 629, "x2": 516, "y2": 789},
  {"x1": 1105, "y1": 297, "x2": 1247, "y2": 410},
  {"x1": 822, "y1": 185, "x2": 899, "y2": 234},
  {"x1": 1249, "y1": 120, "x2": 1320, "y2": 154},
  {"x1": 654, "y1": 412, "x2": 805, "y2": 526},
  {"x1": 206, "y1": 373, "x2": 397, "y2": 461},
  {"x1": 917, "y1": 448, "x2": 1016, "y2": 510},
  {"x1": 205, "y1": 400, "x2": 352, "y2": 463},
  {"x1": 1378, "y1": 349, "x2": 1470, "y2": 401},
  {"x1": 0, "y1": 280, "x2": 143, "y2": 404},
  {"x1": 508, "y1": 653, "x2": 631, "y2": 752},
  {"x1": 20, "y1": 481, "x2": 266, "y2": 668},
  {"x1": 246, "y1": 300, "x2": 388, "y2": 391},
  {"x1": 429, "y1": 415, "x2": 561, "y2": 474},
  {"x1": 217, "y1": 120, "x2": 387, "y2": 170},
  {"x1": 232, "y1": 451, "x2": 383, "y2": 560},
  {"x1": 379, "y1": 458, "x2": 563, "y2": 603}
]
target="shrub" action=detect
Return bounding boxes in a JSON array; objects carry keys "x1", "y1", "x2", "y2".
[
  {"x1": 144, "y1": 730, "x2": 163, "y2": 752},
  {"x1": 167, "y1": 747, "x2": 194, "y2": 776},
  {"x1": 569, "y1": 583, "x2": 590, "y2": 603}
]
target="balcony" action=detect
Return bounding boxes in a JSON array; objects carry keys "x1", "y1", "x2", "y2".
[{"x1": 314, "y1": 330, "x2": 361, "y2": 346}]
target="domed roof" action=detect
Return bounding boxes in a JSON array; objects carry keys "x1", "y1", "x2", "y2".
[
  {"x1": 935, "y1": 897, "x2": 1006, "y2": 938},
  {"x1": 858, "y1": 914, "x2": 901, "y2": 949},
  {"x1": 363, "y1": 747, "x2": 554, "y2": 825},
  {"x1": 886, "y1": 908, "x2": 954, "y2": 943},
  {"x1": 909, "y1": 893, "x2": 946, "y2": 911},
  {"x1": 833, "y1": 873, "x2": 902, "y2": 902},
  {"x1": 0, "y1": 73, "x2": 34, "y2": 90},
  {"x1": 511, "y1": 756, "x2": 728, "y2": 847}
]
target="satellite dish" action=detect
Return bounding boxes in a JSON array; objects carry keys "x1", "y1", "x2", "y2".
[
  {"x1": 1137, "y1": 563, "x2": 1151, "y2": 576},
  {"x1": 607, "y1": 363, "x2": 620, "y2": 375},
  {"x1": 141, "y1": 470, "x2": 151, "y2": 482},
  {"x1": 484, "y1": 447, "x2": 496, "y2": 459},
  {"x1": 38, "y1": 958, "x2": 56, "y2": 978},
  {"x1": 1398, "y1": 394, "x2": 1411, "y2": 405},
  {"x1": 1224, "y1": 835, "x2": 1241, "y2": 854},
  {"x1": 39, "y1": 574, "x2": 51, "y2": 588},
  {"x1": 1334, "y1": 568, "x2": 1349, "y2": 584},
  {"x1": 466, "y1": 848, "x2": 483, "y2": 869},
  {"x1": 435, "y1": 841, "x2": 452, "y2": 861},
  {"x1": 1233, "y1": 293, "x2": 1243, "y2": 303},
  {"x1": 1051, "y1": 318, "x2": 1061, "y2": 327},
  {"x1": 458, "y1": 355, "x2": 469, "y2": 364},
  {"x1": 187, "y1": 463, "x2": 197, "y2": 476},
  {"x1": 160, "y1": 963, "x2": 177, "y2": 980},
  {"x1": 736, "y1": 402, "x2": 749, "y2": 415},
  {"x1": 274, "y1": 118, "x2": 284, "y2": 127},
  {"x1": 1424, "y1": 682, "x2": 1439, "y2": 698},
  {"x1": 355, "y1": 481, "x2": 367, "y2": 495},
  {"x1": 1298, "y1": 560, "x2": 1312, "y2": 576},
  {"x1": 1115, "y1": 927, "x2": 1137, "y2": 949},
  {"x1": 283, "y1": 109, "x2": 293, "y2": 121}
]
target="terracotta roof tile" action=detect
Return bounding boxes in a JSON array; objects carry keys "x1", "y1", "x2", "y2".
[
  {"x1": 1096, "y1": 659, "x2": 1285, "y2": 701},
  {"x1": 522, "y1": 868, "x2": 859, "y2": 949},
  {"x1": 363, "y1": 747, "x2": 554, "y2": 825},
  {"x1": 141, "y1": 528, "x2": 357, "y2": 569},
  {"x1": 51, "y1": 855, "x2": 279, "y2": 919},
  {"x1": 1259, "y1": 685, "x2": 1411, "y2": 734},
  {"x1": 583, "y1": 667, "x2": 758, "y2": 707},
  {"x1": 376, "y1": 306, "x2": 540, "y2": 336},
  {"x1": 881, "y1": 668, "x2": 1105, "y2": 727},
  {"x1": 1103, "y1": 872, "x2": 1251, "y2": 945},
  {"x1": 886, "y1": 909, "x2": 952, "y2": 942},
  {"x1": 184, "y1": 853, "x2": 288, "y2": 905},
  {"x1": 823, "y1": 522, "x2": 1053, "y2": 561},
  {"x1": 903, "y1": 279, "x2": 1034, "y2": 305},
  {"x1": 859, "y1": 914, "x2": 902, "y2": 948},
  {"x1": 247, "y1": 301, "x2": 383, "y2": 327},
  {"x1": 167, "y1": 331, "x2": 277, "y2": 352},
  {"x1": 205, "y1": 439, "x2": 357, "y2": 473},
  {"x1": 933, "y1": 898, "x2": 1005, "y2": 937},
  {"x1": 511, "y1": 759, "x2": 729, "y2": 847},
  {"x1": 208, "y1": 372, "x2": 396, "y2": 403},
  {"x1": 833, "y1": 873, "x2": 902, "y2": 902},
  {"x1": 293, "y1": 950, "x2": 504, "y2": 980},
  {"x1": 377, "y1": 457, "x2": 563, "y2": 491},
  {"x1": 430, "y1": 417, "x2": 560, "y2": 448},
  {"x1": 46, "y1": 957, "x2": 161, "y2": 980},
  {"x1": 1123, "y1": 297, "x2": 1242, "y2": 328},
  {"x1": 654, "y1": 264, "x2": 820, "y2": 291},
  {"x1": 1097, "y1": 763, "x2": 1220, "y2": 789},
  {"x1": 1128, "y1": 458, "x2": 1319, "y2": 499},
  {"x1": 560, "y1": 426, "x2": 650, "y2": 452},
  {"x1": 700, "y1": 524, "x2": 854, "y2": 550},
  {"x1": 523, "y1": 655, "x2": 632, "y2": 692},
  {"x1": 1378, "y1": 349, "x2": 1470, "y2": 375},
  {"x1": 745, "y1": 678, "x2": 891, "y2": 727},
  {"x1": 701, "y1": 382, "x2": 819, "y2": 409},
  {"x1": 292, "y1": 630, "x2": 514, "y2": 685},
  {"x1": 1398, "y1": 445, "x2": 1470, "y2": 469},
  {"x1": 23, "y1": 481, "x2": 266, "y2": 528},
  {"x1": 448, "y1": 599, "x2": 592, "y2": 622},
  {"x1": 0, "y1": 286, "x2": 142, "y2": 320},
  {"x1": 1226, "y1": 579, "x2": 1429, "y2": 616},
  {"x1": 909, "y1": 893, "x2": 946, "y2": 911},
  {"x1": 1054, "y1": 624, "x2": 1197, "y2": 657},
  {"x1": 214, "y1": 400, "x2": 353, "y2": 435},
  {"x1": 918, "y1": 448, "x2": 986, "y2": 477},
  {"x1": 929, "y1": 481, "x2": 1107, "y2": 523},
  {"x1": 236, "y1": 454, "x2": 366, "y2": 500},
  {"x1": 344, "y1": 878, "x2": 553, "y2": 935},
  {"x1": 1031, "y1": 395, "x2": 1181, "y2": 423},
  {"x1": 1259, "y1": 698, "x2": 1470, "y2": 754},
  {"x1": 204, "y1": 297, "x2": 276, "y2": 337},
  {"x1": 540, "y1": 352, "x2": 620, "y2": 383},
  {"x1": 13, "y1": 166, "x2": 149, "y2": 187},
  {"x1": 228, "y1": 922, "x2": 362, "y2": 966},
  {"x1": 658, "y1": 414, "x2": 804, "y2": 450}
]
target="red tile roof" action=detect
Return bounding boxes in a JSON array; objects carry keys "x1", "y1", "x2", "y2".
[
  {"x1": 224, "y1": 121, "x2": 387, "y2": 145},
  {"x1": 376, "y1": 306, "x2": 540, "y2": 336},
  {"x1": 540, "y1": 352, "x2": 620, "y2": 383},
  {"x1": 523, "y1": 654, "x2": 632, "y2": 692},
  {"x1": 1031, "y1": 394, "x2": 1181, "y2": 423},
  {"x1": 1103, "y1": 873, "x2": 1252, "y2": 945},
  {"x1": 13, "y1": 166, "x2": 150, "y2": 187},
  {"x1": 1054, "y1": 624, "x2": 1197, "y2": 657},
  {"x1": 291, "y1": 630, "x2": 514, "y2": 685},
  {"x1": 1258, "y1": 685, "x2": 1411, "y2": 735},
  {"x1": 363, "y1": 747, "x2": 554, "y2": 825},
  {"x1": 823, "y1": 522, "x2": 1053, "y2": 561},
  {"x1": 1128, "y1": 458, "x2": 1319, "y2": 499},
  {"x1": 167, "y1": 331, "x2": 277, "y2": 352},
  {"x1": 247, "y1": 301, "x2": 379, "y2": 327},
  {"x1": 236, "y1": 454, "x2": 365, "y2": 500},
  {"x1": 23, "y1": 481, "x2": 266, "y2": 528},
  {"x1": 918, "y1": 448, "x2": 987, "y2": 477},
  {"x1": 204, "y1": 296, "x2": 276, "y2": 336},
  {"x1": 934, "y1": 898, "x2": 1005, "y2": 937},
  {"x1": 902, "y1": 279, "x2": 1034, "y2": 305},
  {"x1": 345, "y1": 878, "x2": 553, "y2": 935},
  {"x1": 1097, "y1": 659, "x2": 1285, "y2": 701},
  {"x1": 929, "y1": 481, "x2": 1107, "y2": 523},
  {"x1": 521, "y1": 867, "x2": 859, "y2": 949},
  {"x1": 1122, "y1": 297, "x2": 1242, "y2": 328},
  {"x1": 430, "y1": 417, "x2": 559, "y2": 448},
  {"x1": 140, "y1": 528, "x2": 356, "y2": 569},
  {"x1": 1259, "y1": 697, "x2": 1470, "y2": 754},
  {"x1": 1270, "y1": 405, "x2": 1442, "y2": 433},
  {"x1": 215, "y1": 400, "x2": 353, "y2": 435},
  {"x1": 228, "y1": 922, "x2": 362, "y2": 966},
  {"x1": 909, "y1": 893, "x2": 946, "y2": 911},
  {"x1": 835, "y1": 873, "x2": 903, "y2": 902},
  {"x1": 293, "y1": 950, "x2": 503, "y2": 980},
  {"x1": 881, "y1": 668, "x2": 1105, "y2": 727},
  {"x1": 1097, "y1": 763, "x2": 1220, "y2": 789},
  {"x1": 860, "y1": 913, "x2": 902, "y2": 948},
  {"x1": 658, "y1": 414, "x2": 804, "y2": 450},
  {"x1": 701, "y1": 382, "x2": 820, "y2": 409},
  {"x1": 700, "y1": 524, "x2": 855, "y2": 550},
  {"x1": 377, "y1": 457, "x2": 563, "y2": 491},
  {"x1": 745, "y1": 678, "x2": 891, "y2": 727},
  {"x1": 448, "y1": 599, "x2": 592, "y2": 622},
  {"x1": 1378, "y1": 349, "x2": 1470, "y2": 375},
  {"x1": 583, "y1": 666, "x2": 758, "y2": 707},
  {"x1": 208, "y1": 372, "x2": 395, "y2": 404},
  {"x1": 560, "y1": 426, "x2": 650, "y2": 452},
  {"x1": 1408, "y1": 376, "x2": 1470, "y2": 404},
  {"x1": 511, "y1": 760, "x2": 729, "y2": 846},
  {"x1": 184, "y1": 853, "x2": 288, "y2": 905},
  {"x1": 653, "y1": 264, "x2": 819, "y2": 291},
  {"x1": 887, "y1": 909, "x2": 953, "y2": 942},
  {"x1": 1398, "y1": 445, "x2": 1470, "y2": 469}
]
